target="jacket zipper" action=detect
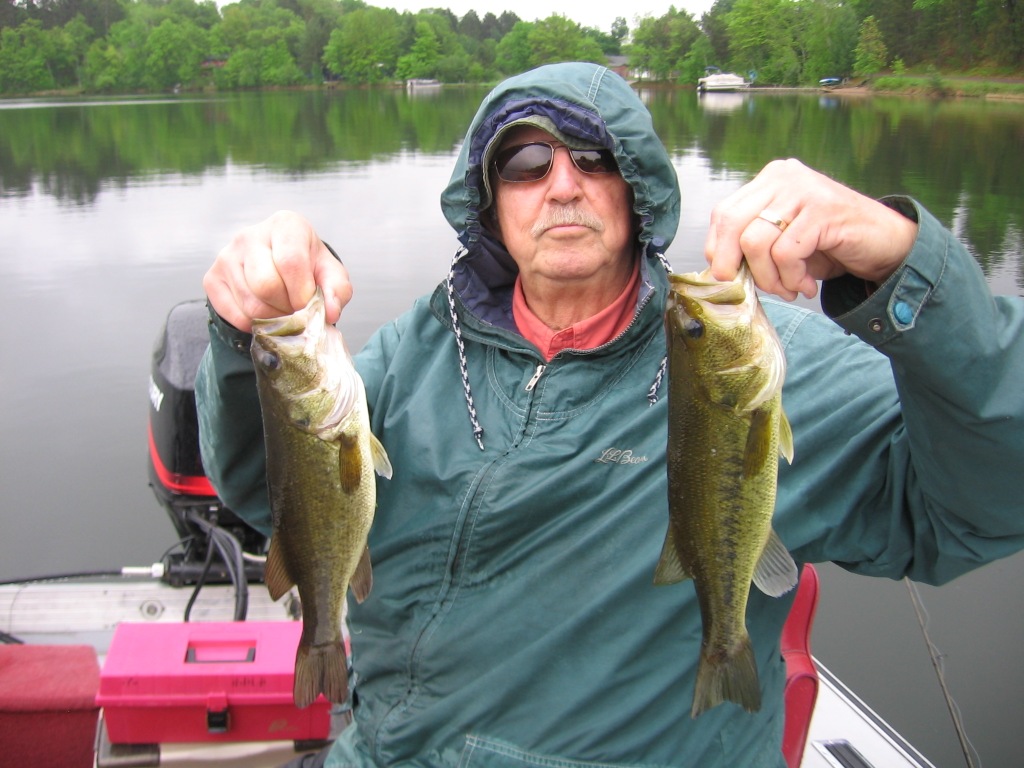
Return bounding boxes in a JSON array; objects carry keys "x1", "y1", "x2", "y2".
[{"x1": 525, "y1": 363, "x2": 546, "y2": 391}]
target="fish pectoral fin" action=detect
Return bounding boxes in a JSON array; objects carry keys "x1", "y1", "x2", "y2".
[
  {"x1": 778, "y1": 408, "x2": 794, "y2": 464},
  {"x1": 370, "y1": 433, "x2": 393, "y2": 479},
  {"x1": 349, "y1": 545, "x2": 373, "y2": 603},
  {"x1": 264, "y1": 536, "x2": 295, "y2": 601},
  {"x1": 742, "y1": 409, "x2": 774, "y2": 477},
  {"x1": 752, "y1": 528, "x2": 798, "y2": 597},
  {"x1": 652, "y1": 526, "x2": 693, "y2": 585}
]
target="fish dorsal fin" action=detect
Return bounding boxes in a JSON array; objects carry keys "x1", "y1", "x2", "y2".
[
  {"x1": 752, "y1": 528, "x2": 798, "y2": 597},
  {"x1": 778, "y1": 408, "x2": 794, "y2": 464},
  {"x1": 350, "y1": 545, "x2": 373, "y2": 603},
  {"x1": 653, "y1": 525, "x2": 693, "y2": 585},
  {"x1": 370, "y1": 432, "x2": 393, "y2": 479},
  {"x1": 265, "y1": 536, "x2": 295, "y2": 601}
]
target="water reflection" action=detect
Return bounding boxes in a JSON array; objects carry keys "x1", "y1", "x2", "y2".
[
  {"x1": 3, "y1": 88, "x2": 1023, "y2": 293},
  {"x1": 695, "y1": 91, "x2": 749, "y2": 114}
]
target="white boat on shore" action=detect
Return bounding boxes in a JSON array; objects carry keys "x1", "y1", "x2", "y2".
[{"x1": 697, "y1": 70, "x2": 750, "y2": 93}]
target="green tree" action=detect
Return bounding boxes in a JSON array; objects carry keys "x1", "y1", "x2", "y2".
[
  {"x1": 82, "y1": 13, "x2": 149, "y2": 91},
  {"x1": 629, "y1": 8, "x2": 702, "y2": 81},
  {"x1": 853, "y1": 15, "x2": 888, "y2": 75},
  {"x1": 219, "y1": 26, "x2": 303, "y2": 88},
  {"x1": 678, "y1": 32, "x2": 714, "y2": 85},
  {"x1": 25, "y1": 14, "x2": 96, "y2": 89},
  {"x1": 702, "y1": 0, "x2": 737, "y2": 65},
  {"x1": 142, "y1": 17, "x2": 207, "y2": 90},
  {"x1": 798, "y1": 0, "x2": 857, "y2": 80},
  {"x1": 322, "y1": 6, "x2": 402, "y2": 83},
  {"x1": 527, "y1": 14, "x2": 604, "y2": 67},
  {"x1": 0, "y1": 20, "x2": 55, "y2": 93},
  {"x1": 975, "y1": 0, "x2": 1024, "y2": 65},
  {"x1": 396, "y1": 19, "x2": 440, "y2": 80},
  {"x1": 210, "y1": 2, "x2": 306, "y2": 88},
  {"x1": 291, "y1": 0, "x2": 346, "y2": 82},
  {"x1": 494, "y1": 19, "x2": 533, "y2": 74},
  {"x1": 611, "y1": 16, "x2": 628, "y2": 46},
  {"x1": 458, "y1": 9, "x2": 483, "y2": 40},
  {"x1": 726, "y1": 0, "x2": 801, "y2": 84}
]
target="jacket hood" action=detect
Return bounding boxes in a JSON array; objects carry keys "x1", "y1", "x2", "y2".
[
  {"x1": 440, "y1": 62, "x2": 681, "y2": 268},
  {"x1": 436, "y1": 63, "x2": 680, "y2": 449}
]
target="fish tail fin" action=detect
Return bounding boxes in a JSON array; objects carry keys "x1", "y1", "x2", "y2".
[
  {"x1": 294, "y1": 640, "x2": 349, "y2": 709},
  {"x1": 691, "y1": 635, "x2": 761, "y2": 718}
]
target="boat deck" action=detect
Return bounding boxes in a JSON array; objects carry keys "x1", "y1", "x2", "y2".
[{"x1": 1, "y1": 578, "x2": 935, "y2": 768}]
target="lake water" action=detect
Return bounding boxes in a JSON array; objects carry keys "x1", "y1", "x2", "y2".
[{"x1": 1, "y1": 86, "x2": 1022, "y2": 767}]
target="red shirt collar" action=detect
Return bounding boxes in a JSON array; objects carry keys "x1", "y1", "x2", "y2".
[{"x1": 512, "y1": 260, "x2": 641, "y2": 361}]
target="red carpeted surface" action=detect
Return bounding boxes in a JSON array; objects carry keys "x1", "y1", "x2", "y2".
[{"x1": 0, "y1": 644, "x2": 100, "y2": 768}]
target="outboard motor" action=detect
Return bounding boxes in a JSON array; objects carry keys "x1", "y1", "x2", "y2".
[{"x1": 148, "y1": 299, "x2": 266, "y2": 586}]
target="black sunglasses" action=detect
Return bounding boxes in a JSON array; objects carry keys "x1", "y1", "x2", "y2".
[{"x1": 493, "y1": 141, "x2": 618, "y2": 183}]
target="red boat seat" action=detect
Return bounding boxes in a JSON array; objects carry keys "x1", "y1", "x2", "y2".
[
  {"x1": 0, "y1": 644, "x2": 100, "y2": 768},
  {"x1": 781, "y1": 563, "x2": 820, "y2": 768}
]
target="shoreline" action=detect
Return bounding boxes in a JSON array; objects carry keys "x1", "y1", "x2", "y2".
[{"x1": 5, "y1": 77, "x2": 1024, "y2": 103}]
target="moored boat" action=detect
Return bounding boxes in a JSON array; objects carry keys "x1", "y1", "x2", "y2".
[{"x1": 697, "y1": 69, "x2": 749, "y2": 93}]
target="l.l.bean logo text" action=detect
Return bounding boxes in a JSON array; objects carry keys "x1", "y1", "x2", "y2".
[{"x1": 594, "y1": 448, "x2": 649, "y2": 465}]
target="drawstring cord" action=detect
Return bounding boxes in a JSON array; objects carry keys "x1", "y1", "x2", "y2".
[
  {"x1": 446, "y1": 247, "x2": 675, "y2": 447},
  {"x1": 648, "y1": 251, "x2": 674, "y2": 406},
  {"x1": 446, "y1": 247, "x2": 486, "y2": 450}
]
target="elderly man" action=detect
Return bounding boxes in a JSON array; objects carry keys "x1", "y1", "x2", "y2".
[{"x1": 197, "y1": 62, "x2": 1024, "y2": 768}]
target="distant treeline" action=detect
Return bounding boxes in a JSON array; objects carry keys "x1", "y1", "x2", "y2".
[{"x1": 0, "y1": 0, "x2": 1021, "y2": 95}]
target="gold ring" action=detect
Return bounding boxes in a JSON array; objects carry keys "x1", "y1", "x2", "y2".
[{"x1": 757, "y1": 209, "x2": 789, "y2": 232}]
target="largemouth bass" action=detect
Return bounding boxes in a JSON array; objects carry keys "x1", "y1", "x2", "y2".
[
  {"x1": 251, "y1": 287, "x2": 392, "y2": 709},
  {"x1": 656, "y1": 262, "x2": 797, "y2": 718}
]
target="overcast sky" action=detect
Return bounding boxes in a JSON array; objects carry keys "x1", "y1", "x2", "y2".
[{"x1": 382, "y1": 1, "x2": 716, "y2": 36}]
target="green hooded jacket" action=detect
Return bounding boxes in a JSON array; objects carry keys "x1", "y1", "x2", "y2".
[{"x1": 196, "y1": 63, "x2": 1024, "y2": 767}]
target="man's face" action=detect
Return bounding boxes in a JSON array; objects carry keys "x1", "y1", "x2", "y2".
[{"x1": 490, "y1": 126, "x2": 635, "y2": 286}]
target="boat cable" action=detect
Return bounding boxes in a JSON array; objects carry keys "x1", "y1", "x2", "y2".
[
  {"x1": 183, "y1": 510, "x2": 249, "y2": 621},
  {"x1": 903, "y1": 576, "x2": 981, "y2": 768},
  {"x1": 183, "y1": 535, "x2": 217, "y2": 623},
  {"x1": 0, "y1": 569, "x2": 125, "y2": 586}
]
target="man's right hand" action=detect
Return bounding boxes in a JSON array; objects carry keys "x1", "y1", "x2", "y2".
[{"x1": 203, "y1": 210, "x2": 352, "y2": 332}]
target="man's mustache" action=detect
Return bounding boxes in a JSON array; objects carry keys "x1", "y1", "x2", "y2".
[{"x1": 531, "y1": 206, "x2": 604, "y2": 237}]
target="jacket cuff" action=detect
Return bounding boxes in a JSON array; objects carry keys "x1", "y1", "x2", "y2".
[
  {"x1": 820, "y1": 197, "x2": 947, "y2": 346},
  {"x1": 207, "y1": 302, "x2": 254, "y2": 358}
]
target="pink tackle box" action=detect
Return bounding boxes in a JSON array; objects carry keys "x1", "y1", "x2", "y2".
[{"x1": 96, "y1": 621, "x2": 332, "y2": 744}]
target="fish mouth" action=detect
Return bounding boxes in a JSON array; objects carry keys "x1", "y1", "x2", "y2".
[
  {"x1": 252, "y1": 288, "x2": 325, "y2": 338},
  {"x1": 668, "y1": 266, "x2": 755, "y2": 330}
]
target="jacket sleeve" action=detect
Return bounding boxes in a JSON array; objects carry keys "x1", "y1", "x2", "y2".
[
  {"x1": 194, "y1": 310, "x2": 273, "y2": 537},
  {"x1": 776, "y1": 197, "x2": 1024, "y2": 585}
]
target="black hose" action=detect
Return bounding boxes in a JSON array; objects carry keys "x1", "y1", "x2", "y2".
[
  {"x1": 0, "y1": 570, "x2": 123, "y2": 586},
  {"x1": 183, "y1": 510, "x2": 249, "y2": 621}
]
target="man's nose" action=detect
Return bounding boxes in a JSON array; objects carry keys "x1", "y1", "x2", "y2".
[{"x1": 545, "y1": 146, "x2": 584, "y2": 198}]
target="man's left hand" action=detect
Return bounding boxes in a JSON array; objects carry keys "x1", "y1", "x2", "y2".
[{"x1": 704, "y1": 159, "x2": 918, "y2": 300}]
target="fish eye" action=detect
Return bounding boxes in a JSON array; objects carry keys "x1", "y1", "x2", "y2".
[
  {"x1": 684, "y1": 318, "x2": 704, "y2": 339},
  {"x1": 253, "y1": 346, "x2": 281, "y2": 371}
]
